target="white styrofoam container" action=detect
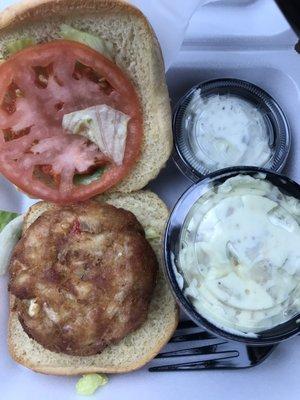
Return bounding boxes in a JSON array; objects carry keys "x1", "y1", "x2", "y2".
[{"x1": 1, "y1": 1, "x2": 300, "y2": 399}]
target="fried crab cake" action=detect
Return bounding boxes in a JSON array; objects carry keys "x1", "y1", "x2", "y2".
[{"x1": 9, "y1": 202, "x2": 158, "y2": 356}]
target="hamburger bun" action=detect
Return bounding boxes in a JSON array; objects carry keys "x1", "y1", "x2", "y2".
[{"x1": 8, "y1": 191, "x2": 179, "y2": 374}]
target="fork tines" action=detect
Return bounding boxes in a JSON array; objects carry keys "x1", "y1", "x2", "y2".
[{"x1": 148, "y1": 320, "x2": 239, "y2": 372}]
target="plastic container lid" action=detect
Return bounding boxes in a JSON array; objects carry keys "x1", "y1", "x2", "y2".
[{"x1": 173, "y1": 78, "x2": 291, "y2": 181}]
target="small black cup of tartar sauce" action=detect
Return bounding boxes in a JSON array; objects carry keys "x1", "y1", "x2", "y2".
[{"x1": 173, "y1": 78, "x2": 291, "y2": 181}]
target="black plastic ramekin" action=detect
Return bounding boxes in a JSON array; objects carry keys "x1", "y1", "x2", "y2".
[
  {"x1": 173, "y1": 78, "x2": 291, "y2": 182},
  {"x1": 164, "y1": 166, "x2": 300, "y2": 345}
]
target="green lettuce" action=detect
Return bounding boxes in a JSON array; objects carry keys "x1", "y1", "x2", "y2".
[
  {"x1": 59, "y1": 24, "x2": 114, "y2": 60},
  {"x1": 76, "y1": 373, "x2": 108, "y2": 396},
  {"x1": 0, "y1": 213, "x2": 23, "y2": 276},
  {"x1": 74, "y1": 167, "x2": 105, "y2": 186},
  {"x1": 0, "y1": 210, "x2": 19, "y2": 232},
  {"x1": 145, "y1": 227, "x2": 160, "y2": 241},
  {"x1": 6, "y1": 37, "x2": 36, "y2": 55}
]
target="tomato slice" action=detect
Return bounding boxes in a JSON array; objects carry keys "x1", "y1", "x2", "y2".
[{"x1": 0, "y1": 40, "x2": 143, "y2": 203}]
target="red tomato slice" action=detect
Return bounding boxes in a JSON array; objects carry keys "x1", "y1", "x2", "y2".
[{"x1": 0, "y1": 40, "x2": 143, "y2": 203}]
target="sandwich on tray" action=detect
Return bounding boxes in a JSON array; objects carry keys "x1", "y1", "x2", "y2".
[{"x1": 0, "y1": 0, "x2": 178, "y2": 375}]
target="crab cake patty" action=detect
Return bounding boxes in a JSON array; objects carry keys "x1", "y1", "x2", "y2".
[{"x1": 9, "y1": 202, "x2": 158, "y2": 356}]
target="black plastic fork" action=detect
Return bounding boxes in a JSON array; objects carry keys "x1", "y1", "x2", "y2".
[{"x1": 148, "y1": 320, "x2": 276, "y2": 372}]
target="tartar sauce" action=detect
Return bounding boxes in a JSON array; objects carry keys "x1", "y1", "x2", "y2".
[
  {"x1": 184, "y1": 91, "x2": 272, "y2": 171},
  {"x1": 178, "y1": 174, "x2": 300, "y2": 335}
]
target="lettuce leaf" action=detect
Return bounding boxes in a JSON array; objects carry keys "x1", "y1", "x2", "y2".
[
  {"x1": 76, "y1": 374, "x2": 108, "y2": 396},
  {"x1": 0, "y1": 213, "x2": 23, "y2": 276},
  {"x1": 145, "y1": 227, "x2": 160, "y2": 240},
  {"x1": 74, "y1": 167, "x2": 105, "y2": 186},
  {"x1": 59, "y1": 24, "x2": 114, "y2": 60},
  {"x1": 0, "y1": 210, "x2": 19, "y2": 232},
  {"x1": 6, "y1": 37, "x2": 36, "y2": 55}
]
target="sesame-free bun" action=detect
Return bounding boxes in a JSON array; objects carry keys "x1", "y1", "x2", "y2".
[
  {"x1": 8, "y1": 191, "x2": 179, "y2": 374},
  {"x1": 0, "y1": 0, "x2": 173, "y2": 194}
]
